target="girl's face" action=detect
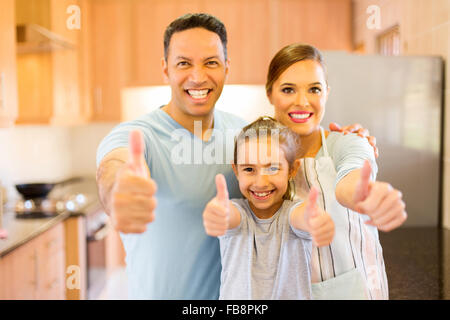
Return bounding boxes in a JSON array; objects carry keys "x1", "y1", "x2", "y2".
[
  {"x1": 232, "y1": 138, "x2": 299, "y2": 218},
  {"x1": 268, "y1": 60, "x2": 330, "y2": 136}
]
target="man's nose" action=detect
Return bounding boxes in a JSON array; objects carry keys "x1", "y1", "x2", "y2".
[{"x1": 189, "y1": 65, "x2": 208, "y2": 84}]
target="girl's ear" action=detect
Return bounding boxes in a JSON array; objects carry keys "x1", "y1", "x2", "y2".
[
  {"x1": 289, "y1": 159, "x2": 301, "y2": 179},
  {"x1": 231, "y1": 163, "x2": 239, "y2": 178}
]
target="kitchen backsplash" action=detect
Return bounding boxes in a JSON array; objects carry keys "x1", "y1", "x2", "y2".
[{"x1": 0, "y1": 123, "x2": 116, "y2": 201}]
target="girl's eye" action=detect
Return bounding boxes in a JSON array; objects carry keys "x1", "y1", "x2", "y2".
[
  {"x1": 281, "y1": 87, "x2": 294, "y2": 94},
  {"x1": 309, "y1": 87, "x2": 322, "y2": 94}
]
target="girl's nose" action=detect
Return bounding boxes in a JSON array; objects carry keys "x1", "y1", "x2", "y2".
[{"x1": 254, "y1": 172, "x2": 270, "y2": 187}]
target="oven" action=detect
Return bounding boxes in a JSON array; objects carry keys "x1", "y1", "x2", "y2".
[{"x1": 85, "y1": 208, "x2": 110, "y2": 300}]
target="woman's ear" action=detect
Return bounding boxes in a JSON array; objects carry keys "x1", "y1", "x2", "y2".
[{"x1": 289, "y1": 159, "x2": 301, "y2": 179}]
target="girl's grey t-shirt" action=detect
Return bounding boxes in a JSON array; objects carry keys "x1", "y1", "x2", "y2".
[{"x1": 218, "y1": 199, "x2": 313, "y2": 300}]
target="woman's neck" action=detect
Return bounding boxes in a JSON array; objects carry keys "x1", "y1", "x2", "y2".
[{"x1": 299, "y1": 128, "x2": 327, "y2": 158}]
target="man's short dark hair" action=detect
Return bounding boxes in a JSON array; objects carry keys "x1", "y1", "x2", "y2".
[{"x1": 163, "y1": 13, "x2": 228, "y2": 61}]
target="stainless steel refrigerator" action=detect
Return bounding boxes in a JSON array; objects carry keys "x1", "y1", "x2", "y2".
[{"x1": 322, "y1": 52, "x2": 444, "y2": 227}]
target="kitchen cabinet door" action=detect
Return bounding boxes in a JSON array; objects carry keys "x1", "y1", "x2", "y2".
[
  {"x1": 35, "y1": 222, "x2": 66, "y2": 300},
  {"x1": 89, "y1": 0, "x2": 132, "y2": 122},
  {"x1": 3, "y1": 238, "x2": 39, "y2": 299},
  {"x1": 0, "y1": 0, "x2": 18, "y2": 127}
]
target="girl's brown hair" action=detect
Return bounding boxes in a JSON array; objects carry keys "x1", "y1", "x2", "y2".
[
  {"x1": 265, "y1": 43, "x2": 328, "y2": 95},
  {"x1": 233, "y1": 116, "x2": 301, "y2": 200}
]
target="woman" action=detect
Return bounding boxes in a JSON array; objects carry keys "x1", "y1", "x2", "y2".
[{"x1": 266, "y1": 43, "x2": 407, "y2": 299}]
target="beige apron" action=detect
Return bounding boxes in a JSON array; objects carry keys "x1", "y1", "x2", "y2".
[{"x1": 294, "y1": 128, "x2": 389, "y2": 300}]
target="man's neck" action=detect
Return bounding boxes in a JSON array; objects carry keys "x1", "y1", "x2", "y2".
[{"x1": 161, "y1": 103, "x2": 215, "y2": 141}]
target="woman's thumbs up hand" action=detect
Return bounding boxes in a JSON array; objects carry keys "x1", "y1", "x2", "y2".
[
  {"x1": 203, "y1": 174, "x2": 230, "y2": 237},
  {"x1": 353, "y1": 160, "x2": 407, "y2": 232},
  {"x1": 111, "y1": 130, "x2": 158, "y2": 234}
]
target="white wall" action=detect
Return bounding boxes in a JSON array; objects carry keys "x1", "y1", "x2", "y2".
[{"x1": 0, "y1": 123, "x2": 116, "y2": 202}]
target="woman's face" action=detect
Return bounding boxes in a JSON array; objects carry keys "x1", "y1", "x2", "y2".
[{"x1": 268, "y1": 59, "x2": 329, "y2": 136}]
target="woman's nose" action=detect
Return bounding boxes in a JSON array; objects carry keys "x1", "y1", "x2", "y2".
[{"x1": 295, "y1": 90, "x2": 310, "y2": 107}]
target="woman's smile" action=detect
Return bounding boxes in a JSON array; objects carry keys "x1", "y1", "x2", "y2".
[{"x1": 288, "y1": 111, "x2": 314, "y2": 123}]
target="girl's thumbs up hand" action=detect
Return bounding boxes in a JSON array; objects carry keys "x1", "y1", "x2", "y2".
[
  {"x1": 203, "y1": 174, "x2": 230, "y2": 237},
  {"x1": 304, "y1": 187, "x2": 335, "y2": 247}
]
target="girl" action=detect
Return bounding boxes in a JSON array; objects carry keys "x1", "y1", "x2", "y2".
[
  {"x1": 203, "y1": 116, "x2": 335, "y2": 299},
  {"x1": 266, "y1": 43, "x2": 407, "y2": 299}
]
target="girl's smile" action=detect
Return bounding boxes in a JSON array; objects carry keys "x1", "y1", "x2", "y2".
[{"x1": 232, "y1": 138, "x2": 298, "y2": 219}]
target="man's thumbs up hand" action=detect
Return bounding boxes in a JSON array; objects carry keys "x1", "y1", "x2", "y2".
[
  {"x1": 304, "y1": 187, "x2": 335, "y2": 247},
  {"x1": 128, "y1": 130, "x2": 149, "y2": 178},
  {"x1": 203, "y1": 174, "x2": 230, "y2": 237},
  {"x1": 111, "y1": 130, "x2": 157, "y2": 234}
]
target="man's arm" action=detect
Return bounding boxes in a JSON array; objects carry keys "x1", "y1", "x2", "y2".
[
  {"x1": 96, "y1": 147, "x2": 129, "y2": 216},
  {"x1": 96, "y1": 131, "x2": 157, "y2": 234}
]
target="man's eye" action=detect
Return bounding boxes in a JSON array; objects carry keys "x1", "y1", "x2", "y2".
[
  {"x1": 269, "y1": 166, "x2": 280, "y2": 172},
  {"x1": 177, "y1": 61, "x2": 189, "y2": 67},
  {"x1": 243, "y1": 167, "x2": 254, "y2": 173},
  {"x1": 206, "y1": 60, "x2": 219, "y2": 66}
]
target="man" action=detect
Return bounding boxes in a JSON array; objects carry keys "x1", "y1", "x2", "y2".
[
  {"x1": 96, "y1": 13, "x2": 246, "y2": 299},
  {"x1": 96, "y1": 13, "x2": 375, "y2": 299}
]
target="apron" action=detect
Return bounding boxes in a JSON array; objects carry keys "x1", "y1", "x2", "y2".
[{"x1": 293, "y1": 127, "x2": 389, "y2": 300}]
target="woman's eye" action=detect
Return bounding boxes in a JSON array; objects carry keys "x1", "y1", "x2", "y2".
[
  {"x1": 309, "y1": 87, "x2": 322, "y2": 94},
  {"x1": 281, "y1": 87, "x2": 294, "y2": 94}
]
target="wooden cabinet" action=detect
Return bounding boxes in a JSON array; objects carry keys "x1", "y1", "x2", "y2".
[
  {"x1": 0, "y1": 0, "x2": 18, "y2": 127},
  {"x1": 0, "y1": 223, "x2": 66, "y2": 300},
  {"x1": 89, "y1": 0, "x2": 132, "y2": 122},
  {"x1": 15, "y1": 0, "x2": 90, "y2": 125}
]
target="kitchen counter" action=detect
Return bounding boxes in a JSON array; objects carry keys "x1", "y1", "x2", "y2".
[
  {"x1": 379, "y1": 227, "x2": 450, "y2": 299},
  {"x1": 0, "y1": 177, "x2": 102, "y2": 258}
]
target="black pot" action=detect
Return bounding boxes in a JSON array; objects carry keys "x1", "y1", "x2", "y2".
[{"x1": 15, "y1": 177, "x2": 82, "y2": 199}]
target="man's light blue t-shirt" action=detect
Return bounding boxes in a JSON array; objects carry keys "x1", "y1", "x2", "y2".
[{"x1": 96, "y1": 107, "x2": 247, "y2": 299}]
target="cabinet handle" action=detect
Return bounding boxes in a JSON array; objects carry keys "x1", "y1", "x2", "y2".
[
  {"x1": 0, "y1": 72, "x2": 5, "y2": 110},
  {"x1": 94, "y1": 87, "x2": 103, "y2": 114},
  {"x1": 45, "y1": 238, "x2": 59, "y2": 250}
]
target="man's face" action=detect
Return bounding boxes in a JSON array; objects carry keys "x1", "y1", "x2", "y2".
[{"x1": 163, "y1": 27, "x2": 229, "y2": 118}]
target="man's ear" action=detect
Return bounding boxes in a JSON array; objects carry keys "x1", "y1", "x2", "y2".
[
  {"x1": 289, "y1": 159, "x2": 301, "y2": 179},
  {"x1": 161, "y1": 57, "x2": 169, "y2": 83},
  {"x1": 224, "y1": 58, "x2": 231, "y2": 81}
]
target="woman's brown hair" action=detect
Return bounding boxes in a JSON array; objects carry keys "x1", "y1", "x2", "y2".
[
  {"x1": 233, "y1": 116, "x2": 301, "y2": 200},
  {"x1": 265, "y1": 43, "x2": 328, "y2": 95}
]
